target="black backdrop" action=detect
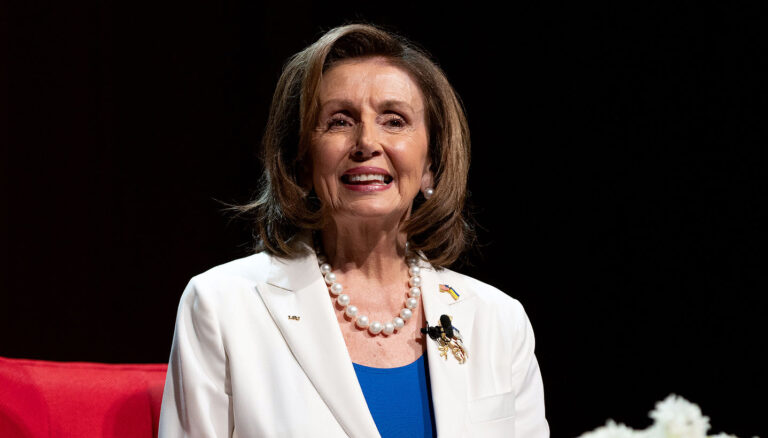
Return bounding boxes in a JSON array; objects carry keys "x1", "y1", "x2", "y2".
[{"x1": 3, "y1": 2, "x2": 766, "y2": 437}]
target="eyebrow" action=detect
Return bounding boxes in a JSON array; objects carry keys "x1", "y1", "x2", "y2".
[
  {"x1": 379, "y1": 99, "x2": 416, "y2": 113},
  {"x1": 319, "y1": 98, "x2": 417, "y2": 114},
  {"x1": 319, "y1": 98, "x2": 354, "y2": 110}
]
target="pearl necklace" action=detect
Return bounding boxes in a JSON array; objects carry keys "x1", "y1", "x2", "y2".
[{"x1": 316, "y1": 250, "x2": 423, "y2": 336}]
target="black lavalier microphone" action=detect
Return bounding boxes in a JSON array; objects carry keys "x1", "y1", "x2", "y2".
[
  {"x1": 421, "y1": 314, "x2": 454, "y2": 339},
  {"x1": 439, "y1": 314, "x2": 454, "y2": 339}
]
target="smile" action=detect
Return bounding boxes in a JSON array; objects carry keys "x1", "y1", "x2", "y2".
[
  {"x1": 341, "y1": 174, "x2": 393, "y2": 185},
  {"x1": 341, "y1": 167, "x2": 393, "y2": 192}
]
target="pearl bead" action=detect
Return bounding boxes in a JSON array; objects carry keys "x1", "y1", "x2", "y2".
[
  {"x1": 319, "y1": 250, "x2": 420, "y2": 337},
  {"x1": 424, "y1": 187, "x2": 435, "y2": 199},
  {"x1": 369, "y1": 321, "x2": 383, "y2": 334}
]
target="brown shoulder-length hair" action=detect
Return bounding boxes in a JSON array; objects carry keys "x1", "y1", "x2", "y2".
[{"x1": 241, "y1": 23, "x2": 473, "y2": 268}]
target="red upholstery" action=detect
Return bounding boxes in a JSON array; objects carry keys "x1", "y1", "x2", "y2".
[{"x1": 0, "y1": 356, "x2": 167, "y2": 438}]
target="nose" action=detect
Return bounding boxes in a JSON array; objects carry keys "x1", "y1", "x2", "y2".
[{"x1": 350, "y1": 122, "x2": 382, "y2": 161}]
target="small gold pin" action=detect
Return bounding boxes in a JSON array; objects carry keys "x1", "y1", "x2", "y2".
[{"x1": 288, "y1": 315, "x2": 300, "y2": 321}]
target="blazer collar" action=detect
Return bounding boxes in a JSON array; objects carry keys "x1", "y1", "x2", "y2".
[
  {"x1": 419, "y1": 262, "x2": 473, "y2": 437},
  {"x1": 258, "y1": 247, "x2": 474, "y2": 438},
  {"x1": 259, "y1": 249, "x2": 379, "y2": 437}
]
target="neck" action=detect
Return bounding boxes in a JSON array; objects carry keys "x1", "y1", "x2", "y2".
[{"x1": 320, "y1": 218, "x2": 407, "y2": 283}]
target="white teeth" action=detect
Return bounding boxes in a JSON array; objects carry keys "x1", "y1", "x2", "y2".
[{"x1": 349, "y1": 174, "x2": 387, "y2": 183}]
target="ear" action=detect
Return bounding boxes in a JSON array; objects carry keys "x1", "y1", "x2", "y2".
[{"x1": 421, "y1": 161, "x2": 434, "y2": 192}]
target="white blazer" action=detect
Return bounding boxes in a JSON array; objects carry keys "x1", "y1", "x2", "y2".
[{"x1": 159, "y1": 247, "x2": 549, "y2": 438}]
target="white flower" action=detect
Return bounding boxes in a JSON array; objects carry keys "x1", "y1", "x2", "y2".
[
  {"x1": 579, "y1": 395, "x2": 750, "y2": 438},
  {"x1": 579, "y1": 419, "x2": 643, "y2": 438},
  {"x1": 648, "y1": 394, "x2": 710, "y2": 438}
]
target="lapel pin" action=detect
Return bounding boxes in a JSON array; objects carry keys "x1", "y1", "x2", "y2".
[
  {"x1": 288, "y1": 315, "x2": 300, "y2": 321},
  {"x1": 439, "y1": 284, "x2": 460, "y2": 301},
  {"x1": 421, "y1": 314, "x2": 468, "y2": 364}
]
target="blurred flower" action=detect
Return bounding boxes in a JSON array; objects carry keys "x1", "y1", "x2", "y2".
[
  {"x1": 578, "y1": 394, "x2": 754, "y2": 438},
  {"x1": 647, "y1": 394, "x2": 710, "y2": 438}
]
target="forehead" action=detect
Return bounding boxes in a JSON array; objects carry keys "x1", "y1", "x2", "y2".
[{"x1": 318, "y1": 57, "x2": 424, "y2": 109}]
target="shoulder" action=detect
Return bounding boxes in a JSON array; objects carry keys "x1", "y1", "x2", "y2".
[
  {"x1": 438, "y1": 268, "x2": 526, "y2": 313},
  {"x1": 179, "y1": 251, "x2": 275, "y2": 305},
  {"x1": 192, "y1": 251, "x2": 273, "y2": 285},
  {"x1": 435, "y1": 267, "x2": 532, "y2": 333},
  {"x1": 436, "y1": 268, "x2": 540, "y2": 376}
]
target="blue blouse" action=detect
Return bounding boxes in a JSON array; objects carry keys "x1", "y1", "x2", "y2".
[{"x1": 352, "y1": 355, "x2": 437, "y2": 438}]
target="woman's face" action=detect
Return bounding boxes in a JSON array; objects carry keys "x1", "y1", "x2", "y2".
[{"x1": 309, "y1": 57, "x2": 432, "y2": 224}]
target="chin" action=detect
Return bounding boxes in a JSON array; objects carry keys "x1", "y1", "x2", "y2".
[
  {"x1": 349, "y1": 208, "x2": 403, "y2": 219},
  {"x1": 337, "y1": 200, "x2": 411, "y2": 221}
]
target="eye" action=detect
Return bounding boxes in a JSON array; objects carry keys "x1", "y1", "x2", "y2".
[
  {"x1": 327, "y1": 114, "x2": 354, "y2": 130},
  {"x1": 382, "y1": 114, "x2": 407, "y2": 129}
]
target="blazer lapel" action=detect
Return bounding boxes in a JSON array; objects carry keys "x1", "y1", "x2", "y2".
[
  {"x1": 420, "y1": 264, "x2": 475, "y2": 438},
  {"x1": 256, "y1": 251, "x2": 380, "y2": 438}
]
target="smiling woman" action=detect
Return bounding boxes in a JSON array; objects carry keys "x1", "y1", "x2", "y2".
[
  {"x1": 158, "y1": 24, "x2": 549, "y2": 438},
  {"x1": 249, "y1": 24, "x2": 473, "y2": 268}
]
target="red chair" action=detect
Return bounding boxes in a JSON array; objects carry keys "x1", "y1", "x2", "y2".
[{"x1": 0, "y1": 356, "x2": 167, "y2": 438}]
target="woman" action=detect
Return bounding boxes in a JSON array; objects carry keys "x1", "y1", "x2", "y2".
[{"x1": 159, "y1": 24, "x2": 548, "y2": 438}]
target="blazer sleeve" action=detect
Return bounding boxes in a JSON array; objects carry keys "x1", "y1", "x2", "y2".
[
  {"x1": 510, "y1": 301, "x2": 550, "y2": 438},
  {"x1": 159, "y1": 277, "x2": 234, "y2": 438}
]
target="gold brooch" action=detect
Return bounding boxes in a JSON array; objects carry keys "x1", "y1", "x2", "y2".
[{"x1": 422, "y1": 314, "x2": 467, "y2": 364}]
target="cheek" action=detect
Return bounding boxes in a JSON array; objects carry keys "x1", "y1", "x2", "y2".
[
  {"x1": 393, "y1": 138, "x2": 429, "y2": 177},
  {"x1": 309, "y1": 141, "x2": 345, "y2": 190},
  {"x1": 408, "y1": 128, "x2": 429, "y2": 164}
]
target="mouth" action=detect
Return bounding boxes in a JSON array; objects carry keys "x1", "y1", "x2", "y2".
[
  {"x1": 340, "y1": 167, "x2": 393, "y2": 191},
  {"x1": 340, "y1": 173, "x2": 394, "y2": 185}
]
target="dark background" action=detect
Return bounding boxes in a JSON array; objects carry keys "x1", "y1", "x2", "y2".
[{"x1": 3, "y1": 2, "x2": 765, "y2": 436}]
